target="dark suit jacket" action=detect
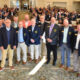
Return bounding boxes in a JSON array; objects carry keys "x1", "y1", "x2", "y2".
[
  {"x1": 28, "y1": 25, "x2": 41, "y2": 45},
  {"x1": 37, "y1": 21, "x2": 48, "y2": 36},
  {"x1": 0, "y1": 27, "x2": 17, "y2": 49},
  {"x1": 78, "y1": 41, "x2": 80, "y2": 56},
  {"x1": 59, "y1": 26, "x2": 74, "y2": 49},
  {"x1": 17, "y1": 28, "x2": 29, "y2": 46},
  {"x1": 45, "y1": 24, "x2": 60, "y2": 45}
]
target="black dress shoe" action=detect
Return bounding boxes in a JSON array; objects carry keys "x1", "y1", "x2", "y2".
[
  {"x1": 0, "y1": 60, "x2": 1, "y2": 63},
  {"x1": 46, "y1": 61, "x2": 50, "y2": 64},
  {"x1": 53, "y1": 62, "x2": 56, "y2": 66}
]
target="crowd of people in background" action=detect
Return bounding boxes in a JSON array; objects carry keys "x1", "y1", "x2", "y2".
[{"x1": 0, "y1": 5, "x2": 80, "y2": 77}]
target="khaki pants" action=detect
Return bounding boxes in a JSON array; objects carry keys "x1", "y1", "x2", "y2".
[
  {"x1": 30, "y1": 45, "x2": 40, "y2": 60},
  {"x1": 1, "y1": 45, "x2": 13, "y2": 68},
  {"x1": 40, "y1": 39, "x2": 47, "y2": 57}
]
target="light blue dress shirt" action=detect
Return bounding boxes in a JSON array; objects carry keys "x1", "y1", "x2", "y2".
[
  {"x1": 18, "y1": 27, "x2": 24, "y2": 43},
  {"x1": 63, "y1": 27, "x2": 69, "y2": 43},
  {"x1": 32, "y1": 26, "x2": 35, "y2": 32}
]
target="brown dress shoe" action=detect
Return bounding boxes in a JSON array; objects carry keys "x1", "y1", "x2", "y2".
[
  {"x1": 0, "y1": 67, "x2": 4, "y2": 72},
  {"x1": 77, "y1": 73, "x2": 80, "y2": 77},
  {"x1": 29, "y1": 58, "x2": 33, "y2": 62},
  {"x1": 35, "y1": 59, "x2": 39, "y2": 64},
  {"x1": 22, "y1": 62, "x2": 26, "y2": 65},
  {"x1": 59, "y1": 64, "x2": 65, "y2": 68},
  {"x1": 65, "y1": 67, "x2": 73, "y2": 71},
  {"x1": 10, "y1": 66, "x2": 15, "y2": 70},
  {"x1": 16, "y1": 61, "x2": 20, "y2": 64}
]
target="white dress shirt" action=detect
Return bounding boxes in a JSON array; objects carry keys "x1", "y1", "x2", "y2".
[{"x1": 75, "y1": 33, "x2": 80, "y2": 49}]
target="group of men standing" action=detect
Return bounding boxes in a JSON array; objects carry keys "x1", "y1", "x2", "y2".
[{"x1": 0, "y1": 13, "x2": 80, "y2": 77}]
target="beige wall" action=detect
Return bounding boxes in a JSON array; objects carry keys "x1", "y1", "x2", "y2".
[
  {"x1": 35, "y1": 0, "x2": 80, "y2": 11},
  {"x1": 0, "y1": 0, "x2": 80, "y2": 11},
  {"x1": 0, "y1": 0, "x2": 10, "y2": 8}
]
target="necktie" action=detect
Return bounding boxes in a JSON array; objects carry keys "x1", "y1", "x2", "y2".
[{"x1": 49, "y1": 24, "x2": 54, "y2": 36}]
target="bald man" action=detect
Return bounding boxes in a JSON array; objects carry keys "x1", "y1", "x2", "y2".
[
  {"x1": 59, "y1": 19, "x2": 74, "y2": 71},
  {"x1": 45, "y1": 17, "x2": 59, "y2": 66},
  {"x1": 0, "y1": 19, "x2": 17, "y2": 71}
]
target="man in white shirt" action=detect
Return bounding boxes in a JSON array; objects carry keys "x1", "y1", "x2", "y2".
[{"x1": 73, "y1": 24, "x2": 80, "y2": 77}]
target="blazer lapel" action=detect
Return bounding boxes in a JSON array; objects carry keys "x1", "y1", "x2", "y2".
[
  {"x1": 67, "y1": 27, "x2": 71, "y2": 41},
  {"x1": 33, "y1": 26, "x2": 36, "y2": 33},
  {"x1": 4, "y1": 27, "x2": 8, "y2": 42},
  {"x1": 10, "y1": 27, "x2": 12, "y2": 42},
  {"x1": 49, "y1": 24, "x2": 56, "y2": 36},
  {"x1": 75, "y1": 32, "x2": 78, "y2": 42},
  {"x1": 61, "y1": 27, "x2": 64, "y2": 39}
]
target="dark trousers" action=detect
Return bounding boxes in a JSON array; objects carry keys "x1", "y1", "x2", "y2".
[{"x1": 46, "y1": 43, "x2": 57, "y2": 63}]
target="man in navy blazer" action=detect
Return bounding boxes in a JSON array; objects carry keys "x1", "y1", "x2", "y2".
[
  {"x1": 0, "y1": 19, "x2": 5, "y2": 61},
  {"x1": 16, "y1": 21, "x2": 29, "y2": 65},
  {"x1": 59, "y1": 19, "x2": 74, "y2": 71},
  {"x1": 28, "y1": 18, "x2": 41, "y2": 63},
  {"x1": 45, "y1": 17, "x2": 60, "y2": 66},
  {"x1": 0, "y1": 19, "x2": 17, "y2": 71}
]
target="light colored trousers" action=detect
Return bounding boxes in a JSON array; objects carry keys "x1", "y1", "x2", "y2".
[
  {"x1": 1, "y1": 45, "x2": 13, "y2": 67},
  {"x1": 30, "y1": 45, "x2": 40, "y2": 60},
  {"x1": 39, "y1": 39, "x2": 47, "y2": 57},
  {"x1": 0, "y1": 50, "x2": 2, "y2": 60},
  {"x1": 17, "y1": 42, "x2": 27, "y2": 62},
  {"x1": 73, "y1": 50, "x2": 80, "y2": 73}
]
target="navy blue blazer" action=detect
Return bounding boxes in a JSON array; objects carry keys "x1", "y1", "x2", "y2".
[
  {"x1": 0, "y1": 27, "x2": 17, "y2": 49},
  {"x1": 17, "y1": 28, "x2": 29, "y2": 46},
  {"x1": 28, "y1": 25, "x2": 41, "y2": 45},
  {"x1": 59, "y1": 26, "x2": 74, "y2": 49}
]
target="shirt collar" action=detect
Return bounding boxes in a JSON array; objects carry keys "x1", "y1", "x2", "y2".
[
  {"x1": 6, "y1": 27, "x2": 10, "y2": 31},
  {"x1": 19, "y1": 27, "x2": 23, "y2": 30}
]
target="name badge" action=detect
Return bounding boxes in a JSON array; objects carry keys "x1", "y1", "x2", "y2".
[
  {"x1": 69, "y1": 32, "x2": 72, "y2": 35},
  {"x1": 35, "y1": 31, "x2": 38, "y2": 34},
  {"x1": 24, "y1": 33, "x2": 26, "y2": 36},
  {"x1": 48, "y1": 26, "x2": 50, "y2": 28},
  {"x1": 54, "y1": 29, "x2": 57, "y2": 32},
  {"x1": 38, "y1": 25, "x2": 40, "y2": 27},
  {"x1": 61, "y1": 31, "x2": 64, "y2": 33},
  {"x1": 75, "y1": 34, "x2": 77, "y2": 36}
]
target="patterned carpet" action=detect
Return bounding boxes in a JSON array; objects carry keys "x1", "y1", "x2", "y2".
[{"x1": 0, "y1": 49, "x2": 80, "y2": 80}]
